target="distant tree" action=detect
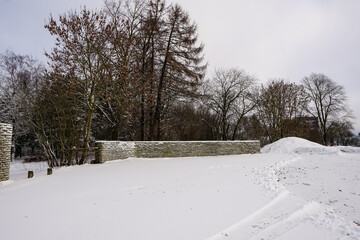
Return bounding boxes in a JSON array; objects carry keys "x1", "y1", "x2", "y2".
[
  {"x1": 0, "y1": 50, "x2": 44, "y2": 158},
  {"x1": 302, "y1": 73, "x2": 352, "y2": 145},
  {"x1": 161, "y1": 101, "x2": 216, "y2": 140},
  {"x1": 257, "y1": 79, "x2": 308, "y2": 143},
  {"x1": 348, "y1": 134, "x2": 360, "y2": 147},
  {"x1": 204, "y1": 68, "x2": 256, "y2": 140},
  {"x1": 285, "y1": 116, "x2": 321, "y2": 143},
  {"x1": 328, "y1": 120, "x2": 354, "y2": 146},
  {"x1": 237, "y1": 114, "x2": 266, "y2": 143}
]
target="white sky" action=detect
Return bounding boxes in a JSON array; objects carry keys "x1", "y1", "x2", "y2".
[{"x1": 1, "y1": 0, "x2": 359, "y2": 132}]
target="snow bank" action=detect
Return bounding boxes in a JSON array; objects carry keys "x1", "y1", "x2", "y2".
[
  {"x1": 262, "y1": 137, "x2": 360, "y2": 155},
  {"x1": 336, "y1": 146, "x2": 360, "y2": 154},
  {"x1": 10, "y1": 160, "x2": 49, "y2": 175},
  {"x1": 262, "y1": 137, "x2": 330, "y2": 154}
]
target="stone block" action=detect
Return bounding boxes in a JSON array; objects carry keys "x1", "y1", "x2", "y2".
[{"x1": 0, "y1": 123, "x2": 12, "y2": 181}]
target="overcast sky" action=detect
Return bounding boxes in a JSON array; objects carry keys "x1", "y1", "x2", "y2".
[{"x1": 1, "y1": 0, "x2": 359, "y2": 132}]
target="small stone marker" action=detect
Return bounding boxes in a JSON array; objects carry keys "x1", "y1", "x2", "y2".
[
  {"x1": 28, "y1": 171, "x2": 34, "y2": 178},
  {"x1": 47, "y1": 168, "x2": 53, "y2": 175}
]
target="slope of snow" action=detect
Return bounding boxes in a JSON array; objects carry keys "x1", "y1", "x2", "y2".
[
  {"x1": 261, "y1": 137, "x2": 326, "y2": 154},
  {"x1": 261, "y1": 136, "x2": 360, "y2": 155},
  {"x1": 1, "y1": 137, "x2": 360, "y2": 240}
]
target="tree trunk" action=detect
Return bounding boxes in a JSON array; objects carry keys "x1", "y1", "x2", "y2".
[
  {"x1": 232, "y1": 117, "x2": 243, "y2": 140},
  {"x1": 322, "y1": 128, "x2": 327, "y2": 146},
  {"x1": 112, "y1": 121, "x2": 120, "y2": 140},
  {"x1": 80, "y1": 109, "x2": 93, "y2": 164},
  {"x1": 154, "y1": 22, "x2": 175, "y2": 141},
  {"x1": 140, "y1": 93, "x2": 145, "y2": 141}
]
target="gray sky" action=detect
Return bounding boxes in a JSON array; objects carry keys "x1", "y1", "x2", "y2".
[{"x1": 1, "y1": 0, "x2": 359, "y2": 132}]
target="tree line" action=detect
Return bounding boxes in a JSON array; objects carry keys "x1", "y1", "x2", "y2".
[{"x1": 0, "y1": 0, "x2": 356, "y2": 166}]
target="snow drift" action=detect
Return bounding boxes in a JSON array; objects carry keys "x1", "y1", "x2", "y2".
[{"x1": 261, "y1": 137, "x2": 351, "y2": 155}]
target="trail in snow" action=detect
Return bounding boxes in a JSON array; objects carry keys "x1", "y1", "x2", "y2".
[
  {"x1": 249, "y1": 153, "x2": 360, "y2": 240},
  {"x1": 207, "y1": 137, "x2": 360, "y2": 240}
]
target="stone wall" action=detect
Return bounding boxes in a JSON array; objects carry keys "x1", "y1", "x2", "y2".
[
  {"x1": 95, "y1": 140, "x2": 260, "y2": 163},
  {"x1": 95, "y1": 141, "x2": 135, "y2": 163},
  {"x1": 0, "y1": 123, "x2": 12, "y2": 181}
]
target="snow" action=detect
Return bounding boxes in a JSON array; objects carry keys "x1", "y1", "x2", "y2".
[
  {"x1": 9, "y1": 160, "x2": 49, "y2": 180},
  {"x1": 261, "y1": 136, "x2": 326, "y2": 154},
  {"x1": 1, "y1": 137, "x2": 360, "y2": 239}
]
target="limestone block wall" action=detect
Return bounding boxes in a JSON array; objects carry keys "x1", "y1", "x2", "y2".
[
  {"x1": 95, "y1": 141, "x2": 135, "y2": 163},
  {"x1": 0, "y1": 123, "x2": 12, "y2": 181},
  {"x1": 95, "y1": 140, "x2": 260, "y2": 163}
]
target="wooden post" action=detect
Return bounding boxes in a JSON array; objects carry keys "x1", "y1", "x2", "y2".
[
  {"x1": 28, "y1": 171, "x2": 34, "y2": 178},
  {"x1": 47, "y1": 168, "x2": 53, "y2": 175}
]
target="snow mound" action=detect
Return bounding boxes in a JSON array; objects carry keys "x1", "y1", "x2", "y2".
[
  {"x1": 262, "y1": 137, "x2": 360, "y2": 155},
  {"x1": 261, "y1": 137, "x2": 328, "y2": 154}
]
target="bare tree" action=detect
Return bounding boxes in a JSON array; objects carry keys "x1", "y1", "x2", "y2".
[
  {"x1": 237, "y1": 114, "x2": 265, "y2": 142},
  {"x1": 302, "y1": 73, "x2": 352, "y2": 145},
  {"x1": 39, "y1": 0, "x2": 207, "y2": 166},
  {"x1": 205, "y1": 68, "x2": 256, "y2": 140},
  {"x1": 45, "y1": 8, "x2": 113, "y2": 164},
  {"x1": 257, "y1": 79, "x2": 309, "y2": 143},
  {"x1": 102, "y1": 0, "x2": 146, "y2": 140},
  {"x1": 0, "y1": 50, "x2": 44, "y2": 158},
  {"x1": 328, "y1": 120, "x2": 354, "y2": 145},
  {"x1": 31, "y1": 72, "x2": 83, "y2": 167}
]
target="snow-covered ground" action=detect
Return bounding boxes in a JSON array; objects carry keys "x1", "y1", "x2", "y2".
[{"x1": 0, "y1": 137, "x2": 359, "y2": 239}]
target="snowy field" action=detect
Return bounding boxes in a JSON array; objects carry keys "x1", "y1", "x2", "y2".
[{"x1": 0, "y1": 137, "x2": 359, "y2": 239}]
